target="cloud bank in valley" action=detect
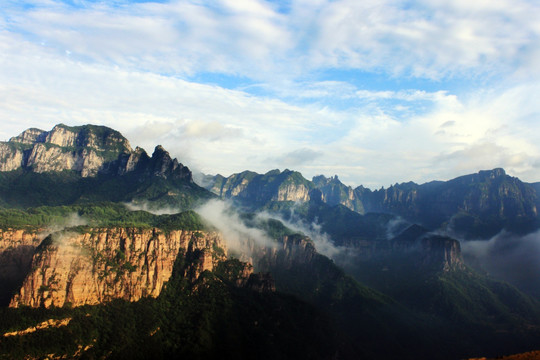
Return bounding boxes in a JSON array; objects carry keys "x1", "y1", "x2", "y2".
[
  {"x1": 195, "y1": 199, "x2": 276, "y2": 262},
  {"x1": 461, "y1": 230, "x2": 540, "y2": 297}
]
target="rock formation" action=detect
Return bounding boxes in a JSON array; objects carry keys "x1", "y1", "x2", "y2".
[
  {"x1": 0, "y1": 124, "x2": 193, "y2": 182},
  {"x1": 204, "y1": 169, "x2": 313, "y2": 206},
  {"x1": 0, "y1": 229, "x2": 44, "y2": 306},
  {"x1": 9, "y1": 228, "x2": 227, "y2": 308}
]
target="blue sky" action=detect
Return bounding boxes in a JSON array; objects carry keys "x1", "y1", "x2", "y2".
[{"x1": 1, "y1": 0, "x2": 539, "y2": 188}]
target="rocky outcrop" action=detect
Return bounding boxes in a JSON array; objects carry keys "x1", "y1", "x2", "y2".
[
  {"x1": 1, "y1": 124, "x2": 131, "y2": 176},
  {"x1": 8, "y1": 128, "x2": 48, "y2": 145},
  {"x1": 0, "y1": 229, "x2": 44, "y2": 306},
  {"x1": 204, "y1": 169, "x2": 313, "y2": 206},
  {"x1": 419, "y1": 234, "x2": 463, "y2": 271},
  {"x1": 351, "y1": 224, "x2": 464, "y2": 272},
  {"x1": 0, "y1": 142, "x2": 29, "y2": 172},
  {"x1": 0, "y1": 124, "x2": 194, "y2": 182},
  {"x1": 9, "y1": 228, "x2": 227, "y2": 308},
  {"x1": 313, "y1": 175, "x2": 365, "y2": 213},
  {"x1": 3, "y1": 318, "x2": 72, "y2": 337},
  {"x1": 254, "y1": 234, "x2": 317, "y2": 273}
]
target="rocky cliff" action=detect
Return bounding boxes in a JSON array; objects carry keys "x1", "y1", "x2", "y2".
[
  {"x1": 0, "y1": 124, "x2": 211, "y2": 209},
  {"x1": 312, "y1": 175, "x2": 365, "y2": 213},
  {"x1": 0, "y1": 124, "x2": 193, "y2": 182},
  {"x1": 0, "y1": 229, "x2": 44, "y2": 306},
  {"x1": 0, "y1": 124, "x2": 131, "y2": 176},
  {"x1": 9, "y1": 228, "x2": 227, "y2": 308},
  {"x1": 204, "y1": 169, "x2": 313, "y2": 207}
]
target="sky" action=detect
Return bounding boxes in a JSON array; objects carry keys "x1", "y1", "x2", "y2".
[{"x1": 1, "y1": 0, "x2": 539, "y2": 188}]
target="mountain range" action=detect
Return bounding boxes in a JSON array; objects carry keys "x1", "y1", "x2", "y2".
[
  {"x1": 203, "y1": 167, "x2": 540, "y2": 239},
  {"x1": 1, "y1": 124, "x2": 539, "y2": 359}
]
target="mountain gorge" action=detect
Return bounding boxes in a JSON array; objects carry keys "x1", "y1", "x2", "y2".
[{"x1": 1, "y1": 124, "x2": 540, "y2": 359}]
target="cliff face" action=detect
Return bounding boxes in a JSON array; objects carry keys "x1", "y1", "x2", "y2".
[
  {"x1": 205, "y1": 169, "x2": 313, "y2": 206},
  {"x1": 0, "y1": 124, "x2": 193, "y2": 182},
  {"x1": 0, "y1": 124, "x2": 132, "y2": 177},
  {"x1": 312, "y1": 175, "x2": 365, "y2": 213},
  {"x1": 9, "y1": 228, "x2": 227, "y2": 308},
  {"x1": 351, "y1": 224, "x2": 464, "y2": 272},
  {"x1": 253, "y1": 234, "x2": 318, "y2": 277},
  {"x1": 0, "y1": 229, "x2": 44, "y2": 306}
]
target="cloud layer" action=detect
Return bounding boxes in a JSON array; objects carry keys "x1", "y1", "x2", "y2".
[{"x1": 1, "y1": 0, "x2": 539, "y2": 187}]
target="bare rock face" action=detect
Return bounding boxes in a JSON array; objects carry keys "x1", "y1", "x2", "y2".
[
  {"x1": 0, "y1": 124, "x2": 196, "y2": 185},
  {"x1": 275, "y1": 183, "x2": 311, "y2": 202},
  {"x1": 313, "y1": 175, "x2": 366, "y2": 213},
  {"x1": 254, "y1": 234, "x2": 316, "y2": 271},
  {"x1": 0, "y1": 229, "x2": 44, "y2": 305},
  {"x1": 419, "y1": 235, "x2": 463, "y2": 271},
  {"x1": 205, "y1": 169, "x2": 313, "y2": 206},
  {"x1": 1, "y1": 124, "x2": 133, "y2": 177},
  {"x1": 25, "y1": 143, "x2": 107, "y2": 177},
  {"x1": 0, "y1": 143, "x2": 25, "y2": 171},
  {"x1": 8, "y1": 128, "x2": 48, "y2": 145},
  {"x1": 9, "y1": 228, "x2": 227, "y2": 308}
]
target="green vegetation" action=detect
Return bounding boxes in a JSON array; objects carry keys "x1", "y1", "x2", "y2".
[
  {"x1": 0, "y1": 168, "x2": 214, "y2": 210},
  {"x1": 0, "y1": 202, "x2": 205, "y2": 231}
]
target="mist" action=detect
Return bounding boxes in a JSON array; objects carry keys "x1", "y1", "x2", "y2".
[
  {"x1": 38, "y1": 213, "x2": 88, "y2": 240},
  {"x1": 461, "y1": 230, "x2": 540, "y2": 298},
  {"x1": 254, "y1": 209, "x2": 346, "y2": 260},
  {"x1": 124, "y1": 201, "x2": 180, "y2": 215},
  {"x1": 195, "y1": 199, "x2": 277, "y2": 262}
]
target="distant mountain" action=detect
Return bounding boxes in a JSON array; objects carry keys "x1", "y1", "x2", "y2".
[
  {"x1": 359, "y1": 168, "x2": 540, "y2": 238},
  {"x1": 204, "y1": 168, "x2": 540, "y2": 238},
  {"x1": 204, "y1": 169, "x2": 313, "y2": 208},
  {"x1": 0, "y1": 124, "x2": 213, "y2": 209}
]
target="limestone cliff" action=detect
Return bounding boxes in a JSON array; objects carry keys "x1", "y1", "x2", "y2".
[
  {"x1": 0, "y1": 124, "x2": 133, "y2": 176},
  {"x1": 9, "y1": 228, "x2": 227, "y2": 308},
  {"x1": 254, "y1": 234, "x2": 317, "y2": 273},
  {"x1": 0, "y1": 229, "x2": 44, "y2": 305},
  {"x1": 0, "y1": 124, "x2": 194, "y2": 182},
  {"x1": 312, "y1": 175, "x2": 365, "y2": 213},
  {"x1": 205, "y1": 169, "x2": 313, "y2": 206}
]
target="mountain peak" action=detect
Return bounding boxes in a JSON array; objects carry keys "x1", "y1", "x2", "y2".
[
  {"x1": 9, "y1": 128, "x2": 47, "y2": 145},
  {"x1": 0, "y1": 124, "x2": 196, "y2": 181},
  {"x1": 478, "y1": 168, "x2": 506, "y2": 179}
]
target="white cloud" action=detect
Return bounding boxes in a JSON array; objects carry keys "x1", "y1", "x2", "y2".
[
  {"x1": 0, "y1": 0, "x2": 539, "y2": 189},
  {"x1": 304, "y1": 0, "x2": 540, "y2": 78}
]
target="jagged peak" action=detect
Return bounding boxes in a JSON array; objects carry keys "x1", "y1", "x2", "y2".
[
  {"x1": 312, "y1": 174, "x2": 329, "y2": 183},
  {"x1": 9, "y1": 123, "x2": 132, "y2": 153},
  {"x1": 478, "y1": 168, "x2": 506, "y2": 178},
  {"x1": 133, "y1": 146, "x2": 147, "y2": 155},
  {"x1": 265, "y1": 169, "x2": 281, "y2": 176},
  {"x1": 9, "y1": 128, "x2": 48, "y2": 145},
  {"x1": 451, "y1": 168, "x2": 509, "y2": 185},
  {"x1": 151, "y1": 145, "x2": 170, "y2": 158}
]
